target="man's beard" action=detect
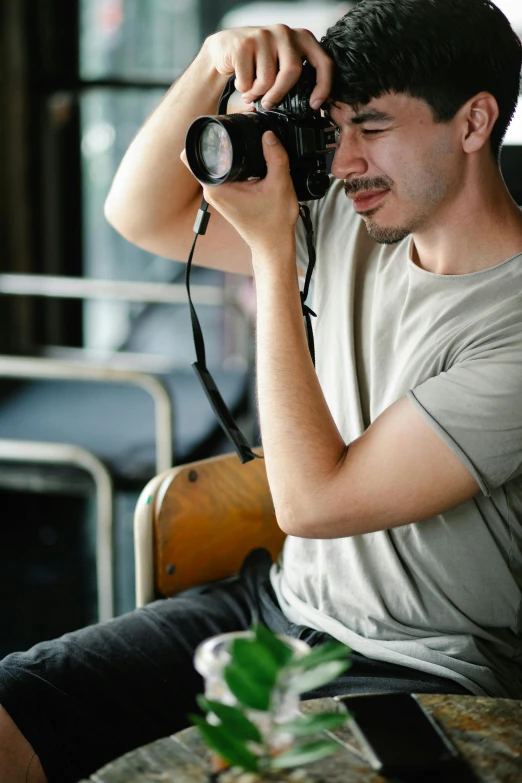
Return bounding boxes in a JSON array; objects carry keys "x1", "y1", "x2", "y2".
[
  {"x1": 344, "y1": 175, "x2": 411, "y2": 245},
  {"x1": 361, "y1": 212, "x2": 411, "y2": 244}
]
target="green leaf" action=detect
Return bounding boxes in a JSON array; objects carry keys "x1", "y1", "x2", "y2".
[
  {"x1": 190, "y1": 715, "x2": 260, "y2": 772},
  {"x1": 287, "y1": 660, "x2": 351, "y2": 695},
  {"x1": 252, "y1": 623, "x2": 294, "y2": 667},
  {"x1": 275, "y1": 712, "x2": 347, "y2": 736},
  {"x1": 231, "y1": 638, "x2": 281, "y2": 687},
  {"x1": 270, "y1": 739, "x2": 340, "y2": 769},
  {"x1": 196, "y1": 696, "x2": 262, "y2": 743},
  {"x1": 297, "y1": 641, "x2": 351, "y2": 671},
  {"x1": 224, "y1": 662, "x2": 271, "y2": 710}
]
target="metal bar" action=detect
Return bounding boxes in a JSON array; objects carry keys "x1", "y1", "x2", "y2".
[
  {"x1": 42, "y1": 346, "x2": 185, "y2": 373},
  {"x1": 0, "y1": 439, "x2": 114, "y2": 622},
  {"x1": 0, "y1": 356, "x2": 173, "y2": 472},
  {"x1": 0, "y1": 274, "x2": 226, "y2": 306},
  {"x1": 133, "y1": 470, "x2": 175, "y2": 607}
]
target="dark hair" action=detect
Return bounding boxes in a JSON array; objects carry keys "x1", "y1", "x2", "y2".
[{"x1": 321, "y1": 0, "x2": 522, "y2": 160}]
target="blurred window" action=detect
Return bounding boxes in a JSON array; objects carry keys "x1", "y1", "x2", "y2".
[
  {"x1": 79, "y1": 0, "x2": 201, "y2": 350},
  {"x1": 220, "y1": 1, "x2": 352, "y2": 36},
  {"x1": 80, "y1": 0, "x2": 199, "y2": 80}
]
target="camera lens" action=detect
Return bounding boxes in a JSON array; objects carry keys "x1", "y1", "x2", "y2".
[
  {"x1": 198, "y1": 122, "x2": 233, "y2": 179},
  {"x1": 186, "y1": 114, "x2": 268, "y2": 186}
]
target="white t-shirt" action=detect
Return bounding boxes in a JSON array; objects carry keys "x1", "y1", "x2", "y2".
[{"x1": 271, "y1": 178, "x2": 522, "y2": 697}]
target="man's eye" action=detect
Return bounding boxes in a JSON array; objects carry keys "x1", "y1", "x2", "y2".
[{"x1": 361, "y1": 129, "x2": 383, "y2": 136}]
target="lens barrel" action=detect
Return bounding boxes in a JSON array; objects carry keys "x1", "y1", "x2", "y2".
[{"x1": 186, "y1": 113, "x2": 271, "y2": 185}]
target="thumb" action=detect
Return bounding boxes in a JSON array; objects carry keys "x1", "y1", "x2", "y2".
[{"x1": 262, "y1": 131, "x2": 288, "y2": 167}]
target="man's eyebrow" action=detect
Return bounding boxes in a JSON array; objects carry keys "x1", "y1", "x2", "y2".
[
  {"x1": 324, "y1": 106, "x2": 394, "y2": 126},
  {"x1": 350, "y1": 110, "x2": 394, "y2": 125}
]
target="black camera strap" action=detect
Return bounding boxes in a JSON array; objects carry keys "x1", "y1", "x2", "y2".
[
  {"x1": 298, "y1": 203, "x2": 317, "y2": 366},
  {"x1": 184, "y1": 75, "x2": 318, "y2": 464},
  {"x1": 186, "y1": 199, "x2": 317, "y2": 464},
  {"x1": 186, "y1": 199, "x2": 261, "y2": 464}
]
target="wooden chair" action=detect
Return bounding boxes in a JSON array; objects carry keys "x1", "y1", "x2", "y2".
[{"x1": 133, "y1": 450, "x2": 286, "y2": 606}]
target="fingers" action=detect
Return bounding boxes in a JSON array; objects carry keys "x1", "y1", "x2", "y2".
[
  {"x1": 247, "y1": 37, "x2": 278, "y2": 105},
  {"x1": 258, "y1": 42, "x2": 303, "y2": 109},
  {"x1": 263, "y1": 27, "x2": 333, "y2": 110},
  {"x1": 233, "y1": 41, "x2": 256, "y2": 94},
  {"x1": 263, "y1": 130, "x2": 283, "y2": 155},
  {"x1": 262, "y1": 131, "x2": 290, "y2": 176},
  {"x1": 294, "y1": 28, "x2": 335, "y2": 109},
  {"x1": 218, "y1": 25, "x2": 333, "y2": 111}
]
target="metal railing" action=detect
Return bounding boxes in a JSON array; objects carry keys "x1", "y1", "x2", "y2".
[
  {"x1": 0, "y1": 355, "x2": 173, "y2": 472},
  {"x1": 0, "y1": 273, "x2": 227, "y2": 305}
]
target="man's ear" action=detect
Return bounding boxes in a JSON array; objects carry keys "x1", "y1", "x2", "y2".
[{"x1": 460, "y1": 92, "x2": 499, "y2": 154}]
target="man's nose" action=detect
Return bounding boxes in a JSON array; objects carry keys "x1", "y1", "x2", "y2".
[{"x1": 330, "y1": 137, "x2": 368, "y2": 180}]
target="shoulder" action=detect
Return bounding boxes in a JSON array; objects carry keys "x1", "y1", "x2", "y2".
[{"x1": 460, "y1": 289, "x2": 522, "y2": 356}]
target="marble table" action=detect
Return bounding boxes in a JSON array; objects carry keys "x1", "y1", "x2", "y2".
[{"x1": 80, "y1": 694, "x2": 522, "y2": 783}]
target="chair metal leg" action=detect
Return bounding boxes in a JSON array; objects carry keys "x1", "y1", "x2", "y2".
[{"x1": 0, "y1": 439, "x2": 114, "y2": 621}]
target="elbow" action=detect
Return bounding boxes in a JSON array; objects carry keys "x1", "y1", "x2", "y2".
[
  {"x1": 275, "y1": 500, "x2": 304, "y2": 537},
  {"x1": 277, "y1": 515, "x2": 296, "y2": 537},
  {"x1": 103, "y1": 199, "x2": 116, "y2": 231},
  {"x1": 275, "y1": 501, "x2": 325, "y2": 539},
  {"x1": 103, "y1": 191, "x2": 153, "y2": 250},
  {"x1": 104, "y1": 189, "x2": 132, "y2": 240},
  {"x1": 277, "y1": 515, "x2": 324, "y2": 539},
  {"x1": 272, "y1": 456, "x2": 352, "y2": 538},
  {"x1": 275, "y1": 492, "x2": 354, "y2": 539}
]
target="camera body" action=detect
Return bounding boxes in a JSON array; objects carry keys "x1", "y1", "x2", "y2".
[{"x1": 185, "y1": 62, "x2": 336, "y2": 201}]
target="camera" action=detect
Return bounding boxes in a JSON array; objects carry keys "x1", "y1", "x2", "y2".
[{"x1": 185, "y1": 62, "x2": 336, "y2": 201}]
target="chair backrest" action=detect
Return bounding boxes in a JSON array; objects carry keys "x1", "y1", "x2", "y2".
[{"x1": 134, "y1": 450, "x2": 286, "y2": 606}]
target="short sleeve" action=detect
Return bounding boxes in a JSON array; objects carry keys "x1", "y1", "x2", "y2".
[{"x1": 408, "y1": 332, "x2": 522, "y2": 496}]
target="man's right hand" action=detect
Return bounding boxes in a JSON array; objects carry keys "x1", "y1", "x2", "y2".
[
  {"x1": 104, "y1": 24, "x2": 334, "y2": 275},
  {"x1": 204, "y1": 25, "x2": 334, "y2": 111}
]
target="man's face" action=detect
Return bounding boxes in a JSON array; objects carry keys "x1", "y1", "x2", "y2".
[{"x1": 327, "y1": 93, "x2": 461, "y2": 244}]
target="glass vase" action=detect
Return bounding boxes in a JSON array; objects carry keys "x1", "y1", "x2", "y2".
[{"x1": 194, "y1": 630, "x2": 310, "y2": 755}]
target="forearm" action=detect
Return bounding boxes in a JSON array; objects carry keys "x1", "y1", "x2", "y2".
[
  {"x1": 104, "y1": 42, "x2": 228, "y2": 245},
  {"x1": 253, "y1": 246, "x2": 347, "y2": 535}
]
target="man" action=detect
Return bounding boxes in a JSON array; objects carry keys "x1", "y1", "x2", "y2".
[{"x1": 2, "y1": 1, "x2": 522, "y2": 780}]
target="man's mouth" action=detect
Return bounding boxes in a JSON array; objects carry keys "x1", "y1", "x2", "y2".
[{"x1": 349, "y1": 189, "x2": 390, "y2": 212}]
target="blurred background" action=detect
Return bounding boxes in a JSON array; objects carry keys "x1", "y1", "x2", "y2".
[{"x1": 1, "y1": 0, "x2": 521, "y2": 655}]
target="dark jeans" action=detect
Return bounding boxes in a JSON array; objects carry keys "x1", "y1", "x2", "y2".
[{"x1": 0, "y1": 549, "x2": 470, "y2": 783}]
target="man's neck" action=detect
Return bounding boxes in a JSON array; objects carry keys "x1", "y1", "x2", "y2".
[{"x1": 410, "y1": 166, "x2": 522, "y2": 276}]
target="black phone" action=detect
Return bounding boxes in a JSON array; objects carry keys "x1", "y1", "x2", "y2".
[{"x1": 336, "y1": 693, "x2": 476, "y2": 781}]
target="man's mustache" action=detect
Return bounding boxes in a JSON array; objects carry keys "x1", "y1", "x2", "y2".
[{"x1": 344, "y1": 176, "x2": 394, "y2": 196}]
